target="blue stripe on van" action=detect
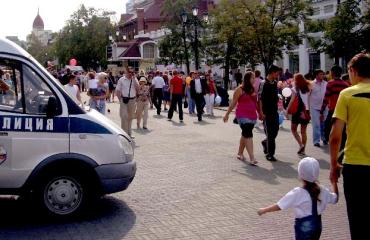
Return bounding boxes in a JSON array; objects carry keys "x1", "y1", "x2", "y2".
[{"x1": 0, "y1": 116, "x2": 112, "y2": 134}]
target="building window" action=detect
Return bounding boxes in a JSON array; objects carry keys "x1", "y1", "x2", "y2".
[
  {"x1": 289, "y1": 54, "x2": 299, "y2": 74},
  {"x1": 309, "y1": 53, "x2": 321, "y2": 74},
  {"x1": 143, "y1": 43, "x2": 155, "y2": 59},
  {"x1": 324, "y1": 5, "x2": 334, "y2": 14},
  {"x1": 313, "y1": 7, "x2": 320, "y2": 15}
]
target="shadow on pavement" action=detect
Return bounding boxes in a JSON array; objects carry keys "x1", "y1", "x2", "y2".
[
  {"x1": 234, "y1": 159, "x2": 298, "y2": 185},
  {"x1": 0, "y1": 196, "x2": 136, "y2": 240},
  {"x1": 317, "y1": 158, "x2": 331, "y2": 170},
  {"x1": 171, "y1": 121, "x2": 186, "y2": 127},
  {"x1": 133, "y1": 128, "x2": 153, "y2": 135},
  {"x1": 194, "y1": 120, "x2": 212, "y2": 125}
]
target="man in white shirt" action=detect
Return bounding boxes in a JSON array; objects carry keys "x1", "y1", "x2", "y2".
[
  {"x1": 151, "y1": 71, "x2": 165, "y2": 115},
  {"x1": 116, "y1": 69, "x2": 139, "y2": 138},
  {"x1": 309, "y1": 70, "x2": 328, "y2": 146},
  {"x1": 64, "y1": 74, "x2": 82, "y2": 104}
]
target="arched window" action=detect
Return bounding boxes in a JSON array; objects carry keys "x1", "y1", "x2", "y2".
[{"x1": 143, "y1": 43, "x2": 155, "y2": 59}]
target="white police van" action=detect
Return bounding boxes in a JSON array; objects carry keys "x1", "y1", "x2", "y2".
[{"x1": 0, "y1": 38, "x2": 136, "y2": 217}]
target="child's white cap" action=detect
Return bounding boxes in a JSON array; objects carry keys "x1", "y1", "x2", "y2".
[{"x1": 298, "y1": 157, "x2": 320, "y2": 183}]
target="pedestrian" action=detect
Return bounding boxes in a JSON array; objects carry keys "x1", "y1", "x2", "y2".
[
  {"x1": 162, "y1": 75, "x2": 170, "y2": 111},
  {"x1": 64, "y1": 74, "x2": 82, "y2": 104},
  {"x1": 223, "y1": 71, "x2": 259, "y2": 165},
  {"x1": 107, "y1": 71, "x2": 116, "y2": 102},
  {"x1": 330, "y1": 52, "x2": 370, "y2": 240},
  {"x1": 116, "y1": 68, "x2": 139, "y2": 138},
  {"x1": 136, "y1": 77, "x2": 150, "y2": 130},
  {"x1": 320, "y1": 66, "x2": 350, "y2": 147},
  {"x1": 257, "y1": 65, "x2": 281, "y2": 161},
  {"x1": 186, "y1": 72, "x2": 196, "y2": 115},
  {"x1": 89, "y1": 72, "x2": 109, "y2": 115},
  {"x1": 152, "y1": 71, "x2": 165, "y2": 115},
  {"x1": 258, "y1": 157, "x2": 338, "y2": 240},
  {"x1": 287, "y1": 74, "x2": 311, "y2": 156},
  {"x1": 190, "y1": 71, "x2": 207, "y2": 121},
  {"x1": 234, "y1": 69, "x2": 243, "y2": 87},
  {"x1": 60, "y1": 68, "x2": 71, "y2": 85},
  {"x1": 204, "y1": 73, "x2": 218, "y2": 116},
  {"x1": 309, "y1": 69, "x2": 328, "y2": 146},
  {"x1": 167, "y1": 70, "x2": 184, "y2": 122}
]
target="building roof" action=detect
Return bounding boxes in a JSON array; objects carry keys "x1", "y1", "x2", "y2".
[
  {"x1": 33, "y1": 9, "x2": 44, "y2": 30},
  {"x1": 144, "y1": 0, "x2": 165, "y2": 21},
  {"x1": 118, "y1": 37, "x2": 153, "y2": 59}
]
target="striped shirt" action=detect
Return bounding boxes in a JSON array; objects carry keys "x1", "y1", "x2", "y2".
[{"x1": 321, "y1": 79, "x2": 350, "y2": 113}]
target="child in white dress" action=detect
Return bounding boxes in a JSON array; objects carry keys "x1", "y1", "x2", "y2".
[{"x1": 257, "y1": 157, "x2": 339, "y2": 240}]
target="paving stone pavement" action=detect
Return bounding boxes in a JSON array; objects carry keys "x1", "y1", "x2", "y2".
[{"x1": 0, "y1": 97, "x2": 350, "y2": 240}]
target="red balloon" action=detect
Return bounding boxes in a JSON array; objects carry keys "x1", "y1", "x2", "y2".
[{"x1": 69, "y1": 58, "x2": 77, "y2": 66}]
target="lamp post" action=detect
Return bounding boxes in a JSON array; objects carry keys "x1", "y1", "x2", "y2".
[
  {"x1": 182, "y1": 7, "x2": 209, "y2": 72},
  {"x1": 181, "y1": 10, "x2": 190, "y2": 75}
]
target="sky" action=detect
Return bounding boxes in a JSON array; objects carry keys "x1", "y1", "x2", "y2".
[{"x1": 1, "y1": 0, "x2": 128, "y2": 41}]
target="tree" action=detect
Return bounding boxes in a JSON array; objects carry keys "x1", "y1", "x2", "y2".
[
  {"x1": 307, "y1": 0, "x2": 365, "y2": 65},
  {"x1": 53, "y1": 5, "x2": 115, "y2": 70},
  {"x1": 159, "y1": 0, "x2": 205, "y2": 74},
  {"x1": 242, "y1": 0, "x2": 310, "y2": 72}
]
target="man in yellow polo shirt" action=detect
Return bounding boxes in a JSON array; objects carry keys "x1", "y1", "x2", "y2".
[{"x1": 330, "y1": 52, "x2": 370, "y2": 240}]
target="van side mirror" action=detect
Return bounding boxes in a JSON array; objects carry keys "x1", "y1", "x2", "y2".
[{"x1": 46, "y1": 96, "x2": 58, "y2": 118}]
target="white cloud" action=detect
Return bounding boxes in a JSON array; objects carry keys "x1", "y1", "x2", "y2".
[{"x1": 2, "y1": 0, "x2": 127, "y2": 41}]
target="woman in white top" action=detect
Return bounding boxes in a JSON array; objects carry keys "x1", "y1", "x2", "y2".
[
  {"x1": 286, "y1": 74, "x2": 312, "y2": 156},
  {"x1": 64, "y1": 74, "x2": 82, "y2": 104},
  {"x1": 258, "y1": 157, "x2": 338, "y2": 240}
]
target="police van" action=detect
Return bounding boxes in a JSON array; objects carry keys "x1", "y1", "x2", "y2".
[{"x1": 0, "y1": 38, "x2": 136, "y2": 217}]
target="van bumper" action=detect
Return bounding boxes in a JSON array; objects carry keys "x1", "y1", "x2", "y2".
[{"x1": 95, "y1": 161, "x2": 136, "y2": 194}]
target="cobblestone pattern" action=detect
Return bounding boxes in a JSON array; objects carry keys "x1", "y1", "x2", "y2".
[{"x1": 0, "y1": 96, "x2": 350, "y2": 240}]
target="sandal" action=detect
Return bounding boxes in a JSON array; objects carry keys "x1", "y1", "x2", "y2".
[
  {"x1": 237, "y1": 155, "x2": 246, "y2": 161},
  {"x1": 249, "y1": 159, "x2": 258, "y2": 166}
]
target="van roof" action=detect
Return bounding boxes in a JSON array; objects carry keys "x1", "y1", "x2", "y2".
[{"x1": 0, "y1": 37, "x2": 31, "y2": 58}]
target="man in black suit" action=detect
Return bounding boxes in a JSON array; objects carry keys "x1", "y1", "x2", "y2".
[{"x1": 190, "y1": 72, "x2": 207, "y2": 121}]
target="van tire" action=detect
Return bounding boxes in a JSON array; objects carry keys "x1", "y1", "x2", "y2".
[{"x1": 35, "y1": 172, "x2": 90, "y2": 218}]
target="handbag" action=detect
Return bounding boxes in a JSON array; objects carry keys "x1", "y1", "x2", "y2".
[
  {"x1": 184, "y1": 99, "x2": 188, "y2": 108},
  {"x1": 287, "y1": 94, "x2": 299, "y2": 115}
]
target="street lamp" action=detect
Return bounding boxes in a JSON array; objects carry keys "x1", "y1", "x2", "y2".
[
  {"x1": 181, "y1": 7, "x2": 208, "y2": 71},
  {"x1": 181, "y1": 10, "x2": 190, "y2": 75}
]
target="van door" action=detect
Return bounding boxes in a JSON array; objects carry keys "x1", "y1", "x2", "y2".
[{"x1": 0, "y1": 57, "x2": 69, "y2": 189}]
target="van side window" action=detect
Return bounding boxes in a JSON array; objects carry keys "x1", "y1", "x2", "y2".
[
  {"x1": 0, "y1": 61, "x2": 23, "y2": 113},
  {"x1": 22, "y1": 65, "x2": 58, "y2": 115}
]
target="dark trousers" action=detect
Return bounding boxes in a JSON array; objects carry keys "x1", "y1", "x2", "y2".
[
  {"x1": 153, "y1": 88, "x2": 163, "y2": 114},
  {"x1": 263, "y1": 113, "x2": 279, "y2": 157},
  {"x1": 194, "y1": 93, "x2": 204, "y2": 121},
  {"x1": 168, "y1": 94, "x2": 183, "y2": 120},
  {"x1": 343, "y1": 164, "x2": 370, "y2": 240}
]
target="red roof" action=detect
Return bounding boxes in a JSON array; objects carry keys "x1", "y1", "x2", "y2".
[{"x1": 118, "y1": 37, "x2": 153, "y2": 59}]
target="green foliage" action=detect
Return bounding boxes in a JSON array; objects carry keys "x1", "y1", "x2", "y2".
[
  {"x1": 308, "y1": 0, "x2": 370, "y2": 64},
  {"x1": 53, "y1": 4, "x2": 115, "y2": 70}
]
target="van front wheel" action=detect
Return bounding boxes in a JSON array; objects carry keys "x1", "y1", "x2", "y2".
[{"x1": 38, "y1": 175, "x2": 86, "y2": 217}]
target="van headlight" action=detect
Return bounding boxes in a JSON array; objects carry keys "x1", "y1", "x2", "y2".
[{"x1": 118, "y1": 135, "x2": 134, "y2": 162}]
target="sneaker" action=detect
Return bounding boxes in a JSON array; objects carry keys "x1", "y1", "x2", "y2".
[
  {"x1": 323, "y1": 140, "x2": 328, "y2": 145},
  {"x1": 167, "y1": 118, "x2": 172, "y2": 121},
  {"x1": 266, "y1": 155, "x2": 277, "y2": 162},
  {"x1": 143, "y1": 127, "x2": 148, "y2": 130},
  {"x1": 314, "y1": 143, "x2": 321, "y2": 148},
  {"x1": 261, "y1": 141, "x2": 268, "y2": 154},
  {"x1": 180, "y1": 120, "x2": 183, "y2": 123}
]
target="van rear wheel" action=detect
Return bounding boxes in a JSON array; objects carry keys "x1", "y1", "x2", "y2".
[{"x1": 36, "y1": 174, "x2": 88, "y2": 217}]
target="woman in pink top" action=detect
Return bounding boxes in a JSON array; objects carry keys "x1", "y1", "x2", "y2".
[{"x1": 224, "y1": 71, "x2": 258, "y2": 165}]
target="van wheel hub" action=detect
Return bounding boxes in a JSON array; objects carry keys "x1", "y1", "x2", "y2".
[{"x1": 44, "y1": 177, "x2": 83, "y2": 215}]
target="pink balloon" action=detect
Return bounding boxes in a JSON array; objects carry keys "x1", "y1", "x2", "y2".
[{"x1": 69, "y1": 58, "x2": 77, "y2": 66}]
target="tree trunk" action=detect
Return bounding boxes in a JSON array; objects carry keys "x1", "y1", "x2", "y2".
[{"x1": 224, "y1": 41, "x2": 232, "y2": 90}]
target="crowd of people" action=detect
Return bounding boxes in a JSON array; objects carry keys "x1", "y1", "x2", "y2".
[
  {"x1": 50, "y1": 52, "x2": 370, "y2": 240},
  {"x1": 57, "y1": 67, "x2": 223, "y2": 138}
]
